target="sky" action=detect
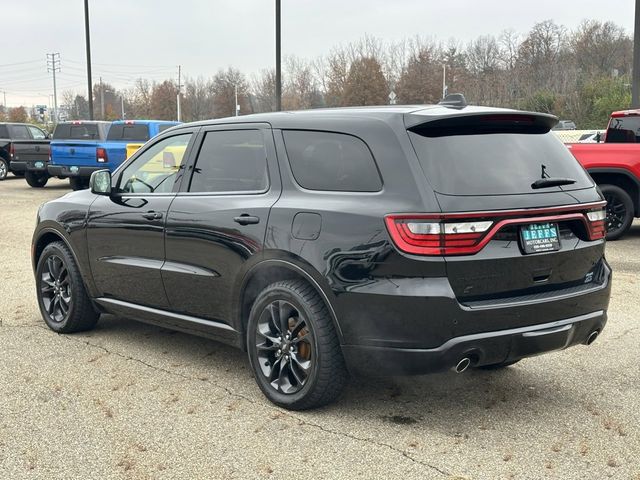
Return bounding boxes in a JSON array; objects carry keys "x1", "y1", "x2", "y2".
[{"x1": 0, "y1": 0, "x2": 635, "y2": 108}]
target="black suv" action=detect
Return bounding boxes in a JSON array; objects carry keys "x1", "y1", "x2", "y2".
[{"x1": 32, "y1": 101, "x2": 611, "y2": 409}]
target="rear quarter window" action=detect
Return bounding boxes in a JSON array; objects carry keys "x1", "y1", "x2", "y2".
[
  {"x1": 606, "y1": 116, "x2": 640, "y2": 143},
  {"x1": 282, "y1": 130, "x2": 382, "y2": 192},
  {"x1": 0, "y1": 125, "x2": 9, "y2": 138},
  {"x1": 107, "y1": 124, "x2": 150, "y2": 141}
]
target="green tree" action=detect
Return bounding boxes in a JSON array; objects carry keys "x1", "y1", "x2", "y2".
[{"x1": 342, "y1": 57, "x2": 388, "y2": 106}]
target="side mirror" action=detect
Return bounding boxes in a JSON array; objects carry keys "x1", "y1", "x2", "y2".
[{"x1": 90, "y1": 169, "x2": 112, "y2": 195}]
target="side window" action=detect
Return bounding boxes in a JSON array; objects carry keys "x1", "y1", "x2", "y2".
[
  {"x1": 118, "y1": 133, "x2": 192, "y2": 194},
  {"x1": 0, "y1": 125, "x2": 8, "y2": 138},
  {"x1": 27, "y1": 126, "x2": 47, "y2": 139},
  {"x1": 188, "y1": 129, "x2": 268, "y2": 193},
  {"x1": 9, "y1": 125, "x2": 30, "y2": 140},
  {"x1": 282, "y1": 130, "x2": 382, "y2": 192}
]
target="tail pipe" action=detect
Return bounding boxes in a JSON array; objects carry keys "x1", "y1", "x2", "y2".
[
  {"x1": 454, "y1": 357, "x2": 471, "y2": 374},
  {"x1": 586, "y1": 330, "x2": 599, "y2": 345}
]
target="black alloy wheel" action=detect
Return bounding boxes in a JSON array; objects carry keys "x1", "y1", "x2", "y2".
[
  {"x1": 36, "y1": 241, "x2": 99, "y2": 333},
  {"x1": 601, "y1": 184, "x2": 633, "y2": 241},
  {"x1": 40, "y1": 254, "x2": 72, "y2": 323},
  {"x1": 255, "y1": 299, "x2": 313, "y2": 395},
  {"x1": 247, "y1": 280, "x2": 348, "y2": 410}
]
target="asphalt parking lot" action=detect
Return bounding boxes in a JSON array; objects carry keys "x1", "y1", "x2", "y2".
[{"x1": 0, "y1": 176, "x2": 638, "y2": 480}]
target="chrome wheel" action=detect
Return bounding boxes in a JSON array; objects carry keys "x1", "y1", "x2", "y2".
[
  {"x1": 0, "y1": 160, "x2": 7, "y2": 179},
  {"x1": 40, "y1": 255, "x2": 72, "y2": 323},
  {"x1": 255, "y1": 300, "x2": 313, "y2": 394}
]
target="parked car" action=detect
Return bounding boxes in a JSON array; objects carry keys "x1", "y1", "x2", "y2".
[
  {"x1": 568, "y1": 109, "x2": 640, "y2": 239},
  {"x1": 578, "y1": 131, "x2": 605, "y2": 143},
  {"x1": 553, "y1": 120, "x2": 577, "y2": 130},
  {"x1": 47, "y1": 121, "x2": 111, "y2": 190},
  {"x1": 103, "y1": 119, "x2": 180, "y2": 166},
  {"x1": 32, "y1": 99, "x2": 611, "y2": 410},
  {"x1": 0, "y1": 122, "x2": 50, "y2": 182}
]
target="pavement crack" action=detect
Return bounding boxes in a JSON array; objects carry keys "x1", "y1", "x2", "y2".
[{"x1": 58, "y1": 333, "x2": 450, "y2": 476}]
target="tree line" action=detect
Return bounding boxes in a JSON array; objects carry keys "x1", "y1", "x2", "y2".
[{"x1": 1, "y1": 19, "x2": 633, "y2": 129}]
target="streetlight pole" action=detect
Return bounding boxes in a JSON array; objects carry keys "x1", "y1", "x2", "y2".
[
  {"x1": 633, "y1": 0, "x2": 640, "y2": 107},
  {"x1": 84, "y1": 0, "x2": 94, "y2": 120},
  {"x1": 275, "y1": 0, "x2": 281, "y2": 111}
]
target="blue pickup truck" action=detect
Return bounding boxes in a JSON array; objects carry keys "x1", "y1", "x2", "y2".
[{"x1": 48, "y1": 120, "x2": 180, "y2": 190}]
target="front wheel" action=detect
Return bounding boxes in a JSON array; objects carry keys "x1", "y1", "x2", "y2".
[
  {"x1": 0, "y1": 158, "x2": 8, "y2": 180},
  {"x1": 25, "y1": 171, "x2": 49, "y2": 188},
  {"x1": 247, "y1": 280, "x2": 348, "y2": 410},
  {"x1": 601, "y1": 184, "x2": 634, "y2": 241},
  {"x1": 36, "y1": 241, "x2": 99, "y2": 333}
]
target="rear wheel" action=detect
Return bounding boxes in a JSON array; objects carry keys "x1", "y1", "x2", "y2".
[
  {"x1": 247, "y1": 280, "x2": 348, "y2": 410},
  {"x1": 36, "y1": 241, "x2": 99, "y2": 333},
  {"x1": 601, "y1": 184, "x2": 634, "y2": 241},
  {"x1": 25, "y1": 171, "x2": 49, "y2": 188},
  {"x1": 69, "y1": 177, "x2": 88, "y2": 191},
  {"x1": 0, "y1": 158, "x2": 8, "y2": 180}
]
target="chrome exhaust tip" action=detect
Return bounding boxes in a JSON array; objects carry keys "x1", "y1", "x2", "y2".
[
  {"x1": 586, "y1": 330, "x2": 599, "y2": 345},
  {"x1": 454, "y1": 357, "x2": 471, "y2": 373}
]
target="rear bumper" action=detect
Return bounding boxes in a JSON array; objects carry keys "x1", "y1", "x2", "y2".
[
  {"x1": 24, "y1": 160, "x2": 49, "y2": 173},
  {"x1": 342, "y1": 310, "x2": 607, "y2": 376},
  {"x1": 48, "y1": 165, "x2": 105, "y2": 178},
  {"x1": 9, "y1": 160, "x2": 26, "y2": 173},
  {"x1": 336, "y1": 260, "x2": 611, "y2": 376}
]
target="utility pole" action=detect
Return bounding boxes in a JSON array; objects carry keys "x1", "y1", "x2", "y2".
[
  {"x1": 235, "y1": 84, "x2": 239, "y2": 116},
  {"x1": 46, "y1": 53, "x2": 60, "y2": 123},
  {"x1": 2, "y1": 91, "x2": 5, "y2": 109},
  {"x1": 84, "y1": 0, "x2": 94, "y2": 119},
  {"x1": 121, "y1": 96, "x2": 125, "y2": 119},
  {"x1": 442, "y1": 64, "x2": 447, "y2": 99},
  {"x1": 176, "y1": 65, "x2": 182, "y2": 122},
  {"x1": 633, "y1": 0, "x2": 640, "y2": 107},
  {"x1": 275, "y1": 0, "x2": 281, "y2": 111},
  {"x1": 100, "y1": 76, "x2": 104, "y2": 120}
]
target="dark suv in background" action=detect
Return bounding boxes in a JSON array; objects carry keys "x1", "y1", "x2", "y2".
[{"x1": 32, "y1": 98, "x2": 611, "y2": 409}]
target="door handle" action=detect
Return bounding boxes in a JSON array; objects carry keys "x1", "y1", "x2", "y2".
[
  {"x1": 234, "y1": 214, "x2": 260, "y2": 225},
  {"x1": 142, "y1": 211, "x2": 163, "y2": 220}
]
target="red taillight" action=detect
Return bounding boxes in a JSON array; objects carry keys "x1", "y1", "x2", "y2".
[
  {"x1": 96, "y1": 147, "x2": 108, "y2": 163},
  {"x1": 9, "y1": 143, "x2": 15, "y2": 159},
  {"x1": 585, "y1": 209, "x2": 606, "y2": 240},
  {"x1": 386, "y1": 203, "x2": 608, "y2": 256},
  {"x1": 385, "y1": 216, "x2": 492, "y2": 256}
]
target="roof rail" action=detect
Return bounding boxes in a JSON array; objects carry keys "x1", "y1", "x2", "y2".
[{"x1": 438, "y1": 93, "x2": 467, "y2": 109}]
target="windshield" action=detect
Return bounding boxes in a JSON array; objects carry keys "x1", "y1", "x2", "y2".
[{"x1": 408, "y1": 130, "x2": 593, "y2": 196}]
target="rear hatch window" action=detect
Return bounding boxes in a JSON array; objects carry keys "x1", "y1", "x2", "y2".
[
  {"x1": 53, "y1": 123, "x2": 101, "y2": 140},
  {"x1": 408, "y1": 115, "x2": 594, "y2": 196},
  {"x1": 107, "y1": 124, "x2": 150, "y2": 142}
]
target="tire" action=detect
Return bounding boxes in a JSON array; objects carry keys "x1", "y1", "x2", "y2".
[
  {"x1": 477, "y1": 359, "x2": 520, "y2": 370},
  {"x1": 69, "y1": 177, "x2": 87, "y2": 191},
  {"x1": 35, "y1": 241, "x2": 99, "y2": 333},
  {"x1": 601, "y1": 184, "x2": 634, "y2": 241},
  {"x1": 0, "y1": 158, "x2": 8, "y2": 180},
  {"x1": 25, "y1": 171, "x2": 49, "y2": 188},
  {"x1": 246, "y1": 280, "x2": 348, "y2": 410}
]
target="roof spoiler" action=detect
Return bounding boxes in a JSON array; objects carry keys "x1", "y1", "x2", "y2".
[{"x1": 438, "y1": 93, "x2": 467, "y2": 109}]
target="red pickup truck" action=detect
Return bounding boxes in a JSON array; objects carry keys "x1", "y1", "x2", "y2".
[{"x1": 568, "y1": 109, "x2": 640, "y2": 240}]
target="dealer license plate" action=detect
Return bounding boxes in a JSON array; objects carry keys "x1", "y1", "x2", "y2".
[{"x1": 520, "y1": 223, "x2": 561, "y2": 254}]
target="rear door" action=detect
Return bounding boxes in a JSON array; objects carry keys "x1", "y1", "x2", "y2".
[
  {"x1": 86, "y1": 130, "x2": 197, "y2": 308},
  {"x1": 163, "y1": 123, "x2": 280, "y2": 326},
  {"x1": 406, "y1": 113, "x2": 605, "y2": 303}
]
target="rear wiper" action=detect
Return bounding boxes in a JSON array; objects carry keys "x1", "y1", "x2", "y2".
[{"x1": 531, "y1": 177, "x2": 577, "y2": 189}]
